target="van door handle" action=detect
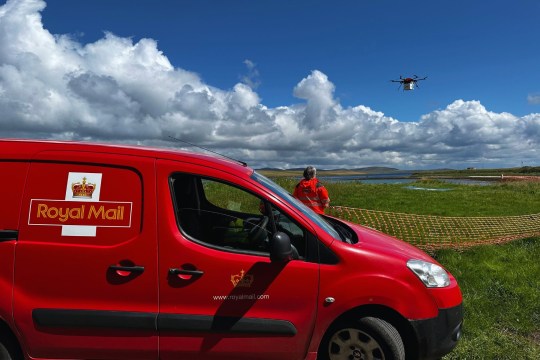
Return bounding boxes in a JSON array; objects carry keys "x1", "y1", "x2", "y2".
[
  {"x1": 169, "y1": 268, "x2": 204, "y2": 276},
  {"x1": 0, "y1": 230, "x2": 18, "y2": 242},
  {"x1": 109, "y1": 265, "x2": 145, "y2": 273}
]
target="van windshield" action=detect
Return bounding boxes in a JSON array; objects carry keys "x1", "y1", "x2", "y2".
[{"x1": 251, "y1": 172, "x2": 341, "y2": 241}]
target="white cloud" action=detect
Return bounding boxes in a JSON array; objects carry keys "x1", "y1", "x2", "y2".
[
  {"x1": 293, "y1": 70, "x2": 338, "y2": 130},
  {"x1": 528, "y1": 93, "x2": 540, "y2": 105},
  {"x1": 1, "y1": 0, "x2": 540, "y2": 169}
]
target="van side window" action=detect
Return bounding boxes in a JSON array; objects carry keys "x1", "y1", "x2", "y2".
[{"x1": 170, "y1": 174, "x2": 306, "y2": 258}]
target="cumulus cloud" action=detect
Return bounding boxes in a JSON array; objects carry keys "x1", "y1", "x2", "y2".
[{"x1": 1, "y1": 0, "x2": 539, "y2": 169}]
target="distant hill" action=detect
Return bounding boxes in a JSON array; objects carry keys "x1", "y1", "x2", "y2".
[
  {"x1": 345, "y1": 167, "x2": 400, "y2": 173},
  {"x1": 257, "y1": 166, "x2": 399, "y2": 173},
  {"x1": 257, "y1": 166, "x2": 403, "y2": 177},
  {"x1": 258, "y1": 166, "x2": 540, "y2": 178}
]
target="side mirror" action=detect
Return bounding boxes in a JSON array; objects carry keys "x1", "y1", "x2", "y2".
[{"x1": 270, "y1": 232, "x2": 293, "y2": 263}]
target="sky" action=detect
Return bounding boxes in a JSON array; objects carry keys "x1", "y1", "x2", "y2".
[{"x1": 1, "y1": 0, "x2": 540, "y2": 170}]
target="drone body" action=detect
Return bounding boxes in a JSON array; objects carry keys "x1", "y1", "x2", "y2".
[{"x1": 391, "y1": 75, "x2": 427, "y2": 91}]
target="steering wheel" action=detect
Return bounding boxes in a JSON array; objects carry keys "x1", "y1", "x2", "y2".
[{"x1": 248, "y1": 216, "x2": 269, "y2": 245}]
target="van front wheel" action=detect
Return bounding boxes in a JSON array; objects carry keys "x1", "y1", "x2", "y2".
[
  {"x1": 0, "y1": 342, "x2": 13, "y2": 360},
  {"x1": 0, "y1": 335, "x2": 22, "y2": 360},
  {"x1": 320, "y1": 317, "x2": 405, "y2": 360}
]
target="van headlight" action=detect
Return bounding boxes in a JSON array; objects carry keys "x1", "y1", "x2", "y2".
[{"x1": 407, "y1": 260, "x2": 450, "y2": 288}]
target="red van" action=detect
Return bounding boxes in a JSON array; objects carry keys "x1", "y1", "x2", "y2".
[{"x1": 0, "y1": 139, "x2": 462, "y2": 360}]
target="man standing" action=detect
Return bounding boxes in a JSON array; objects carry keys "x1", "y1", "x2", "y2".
[{"x1": 293, "y1": 166, "x2": 330, "y2": 214}]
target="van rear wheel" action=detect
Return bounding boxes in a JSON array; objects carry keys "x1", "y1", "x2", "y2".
[{"x1": 321, "y1": 317, "x2": 405, "y2": 360}]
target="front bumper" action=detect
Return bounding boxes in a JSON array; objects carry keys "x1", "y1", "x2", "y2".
[{"x1": 409, "y1": 303, "x2": 463, "y2": 360}]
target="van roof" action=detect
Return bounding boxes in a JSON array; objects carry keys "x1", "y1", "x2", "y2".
[{"x1": 0, "y1": 138, "x2": 253, "y2": 177}]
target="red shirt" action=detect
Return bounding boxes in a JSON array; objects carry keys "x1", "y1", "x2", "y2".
[{"x1": 293, "y1": 178, "x2": 330, "y2": 214}]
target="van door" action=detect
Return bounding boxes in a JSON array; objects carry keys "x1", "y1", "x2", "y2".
[
  {"x1": 157, "y1": 160, "x2": 319, "y2": 360},
  {"x1": 0, "y1": 161, "x2": 28, "y2": 333},
  {"x1": 14, "y1": 157, "x2": 158, "y2": 359}
]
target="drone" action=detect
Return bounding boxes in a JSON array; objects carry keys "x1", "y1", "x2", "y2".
[{"x1": 390, "y1": 75, "x2": 427, "y2": 91}]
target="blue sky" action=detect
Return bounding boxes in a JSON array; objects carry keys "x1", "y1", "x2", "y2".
[
  {"x1": 1, "y1": 0, "x2": 540, "y2": 169},
  {"x1": 39, "y1": 0, "x2": 540, "y2": 121}
]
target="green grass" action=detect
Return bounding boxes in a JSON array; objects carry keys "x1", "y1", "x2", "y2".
[
  {"x1": 328, "y1": 180, "x2": 540, "y2": 216},
  {"x1": 436, "y1": 238, "x2": 540, "y2": 359},
  {"x1": 274, "y1": 178, "x2": 540, "y2": 216}
]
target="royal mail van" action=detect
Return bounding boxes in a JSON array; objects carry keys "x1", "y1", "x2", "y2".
[{"x1": 0, "y1": 139, "x2": 462, "y2": 360}]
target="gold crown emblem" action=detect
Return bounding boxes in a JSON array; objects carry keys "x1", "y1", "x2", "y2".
[
  {"x1": 71, "y1": 177, "x2": 96, "y2": 198},
  {"x1": 230, "y1": 270, "x2": 254, "y2": 288}
]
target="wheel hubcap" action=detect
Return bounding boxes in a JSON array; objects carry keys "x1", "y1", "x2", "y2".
[{"x1": 328, "y1": 328, "x2": 385, "y2": 360}]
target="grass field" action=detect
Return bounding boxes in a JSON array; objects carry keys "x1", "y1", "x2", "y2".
[
  {"x1": 273, "y1": 177, "x2": 540, "y2": 216},
  {"x1": 267, "y1": 176, "x2": 540, "y2": 359},
  {"x1": 436, "y1": 238, "x2": 540, "y2": 359}
]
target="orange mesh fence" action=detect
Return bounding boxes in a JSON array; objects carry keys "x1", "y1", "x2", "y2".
[{"x1": 328, "y1": 206, "x2": 540, "y2": 252}]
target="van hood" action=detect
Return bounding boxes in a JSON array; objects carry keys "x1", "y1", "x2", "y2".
[{"x1": 348, "y1": 222, "x2": 434, "y2": 261}]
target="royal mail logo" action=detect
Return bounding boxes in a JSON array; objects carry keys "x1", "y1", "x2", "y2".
[
  {"x1": 29, "y1": 199, "x2": 132, "y2": 227},
  {"x1": 230, "y1": 270, "x2": 254, "y2": 288},
  {"x1": 27, "y1": 172, "x2": 133, "y2": 237},
  {"x1": 71, "y1": 177, "x2": 96, "y2": 198}
]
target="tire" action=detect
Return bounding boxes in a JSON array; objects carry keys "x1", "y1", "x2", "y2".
[
  {"x1": 320, "y1": 317, "x2": 405, "y2": 360},
  {"x1": 0, "y1": 342, "x2": 13, "y2": 360},
  {"x1": 0, "y1": 334, "x2": 22, "y2": 360}
]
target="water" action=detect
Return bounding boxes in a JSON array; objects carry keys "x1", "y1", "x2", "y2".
[
  {"x1": 404, "y1": 185, "x2": 452, "y2": 191},
  {"x1": 319, "y1": 173, "x2": 413, "y2": 184},
  {"x1": 359, "y1": 178, "x2": 416, "y2": 185},
  {"x1": 319, "y1": 173, "x2": 494, "y2": 186}
]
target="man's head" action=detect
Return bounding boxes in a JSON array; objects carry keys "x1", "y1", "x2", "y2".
[{"x1": 303, "y1": 166, "x2": 316, "y2": 180}]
